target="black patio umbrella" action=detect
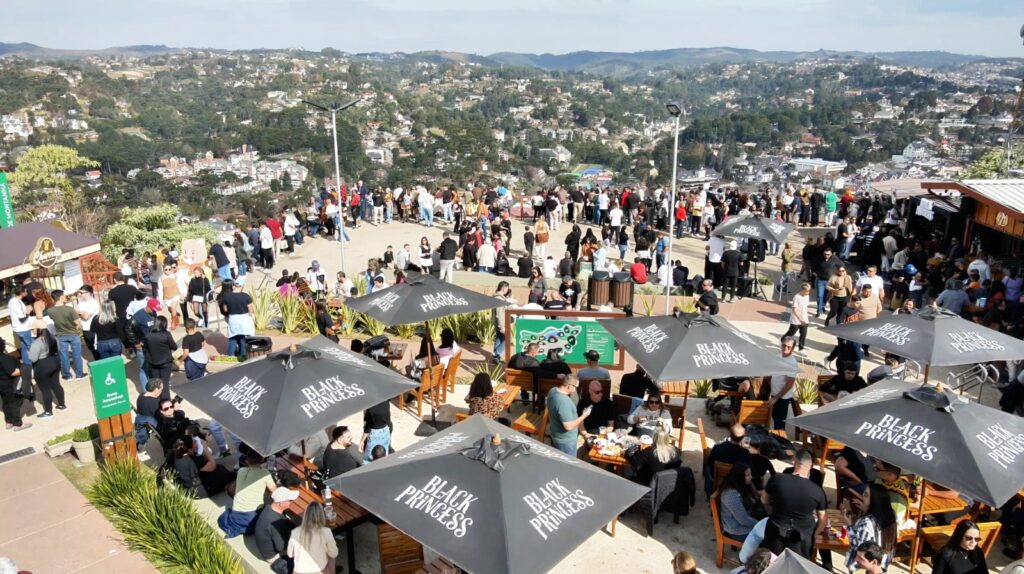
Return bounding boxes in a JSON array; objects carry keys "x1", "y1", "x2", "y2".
[
  {"x1": 763, "y1": 549, "x2": 829, "y2": 574},
  {"x1": 822, "y1": 306, "x2": 1024, "y2": 370},
  {"x1": 330, "y1": 415, "x2": 648, "y2": 574},
  {"x1": 171, "y1": 336, "x2": 418, "y2": 456},
  {"x1": 714, "y1": 213, "x2": 795, "y2": 244},
  {"x1": 597, "y1": 313, "x2": 800, "y2": 383},
  {"x1": 791, "y1": 378, "x2": 1024, "y2": 506},
  {"x1": 344, "y1": 272, "x2": 509, "y2": 326}
]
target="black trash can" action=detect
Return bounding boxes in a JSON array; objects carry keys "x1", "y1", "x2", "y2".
[
  {"x1": 610, "y1": 273, "x2": 635, "y2": 309},
  {"x1": 588, "y1": 272, "x2": 611, "y2": 310}
]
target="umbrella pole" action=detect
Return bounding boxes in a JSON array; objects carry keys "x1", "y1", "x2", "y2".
[
  {"x1": 425, "y1": 320, "x2": 438, "y2": 426},
  {"x1": 923, "y1": 364, "x2": 930, "y2": 385},
  {"x1": 301, "y1": 439, "x2": 309, "y2": 489},
  {"x1": 908, "y1": 481, "x2": 927, "y2": 573}
]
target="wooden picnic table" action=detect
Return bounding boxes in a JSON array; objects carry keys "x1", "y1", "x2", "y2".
[
  {"x1": 587, "y1": 445, "x2": 630, "y2": 474},
  {"x1": 813, "y1": 509, "x2": 851, "y2": 553},
  {"x1": 383, "y1": 342, "x2": 407, "y2": 362},
  {"x1": 494, "y1": 383, "x2": 521, "y2": 411},
  {"x1": 290, "y1": 485, "x2": 373, "y2": 574},
  {"x1": 911, "y1": 491, "x2": 968, "y2": 517},
  {"x1": 274, "y1": 454, "x2": 317, "y2": 483}
]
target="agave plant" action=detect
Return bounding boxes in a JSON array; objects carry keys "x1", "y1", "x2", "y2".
[
  {"x1": 353, "y1": 274, "x2": 368, "y2": 296},
  {"x1": 391, "y1": 322, "x2": 419, "y2": 340},
  {"x1": 675, "y1": 295, "x2": 697, "y2": 314},
  {"x1": 276, "y1": 293, "x2": 304, "y2": 334},
  {"x1": 691, "y1": 379, "x2": 714, "y2": 398},
  {"x1": 359, "y1": 312, "x2": 387, "y2": 337},
  {"x1": 639, "y1": 293, "x2": 658, "y2": 316},
  {"x1": 298, "y1": 299, "x2": 319, "y2": 334},
  {"x1": 470, "y1": 311, "x2": 496, "y2": 344},
  {"x1": 471, "y1": 360, "x2": 505, "y2": 382},
  {"x1": 426, "y1": 317, "x2": 443, "y2": 342},
  {"x1": 334, "y1": 306, "x2": 357, "y2": 337},
  {"x1": 250, "y1": 287, "x2": 277, "y2": 331},
  {"x1": 795, "y1": 377, "x2": 819, "y2": 405}
]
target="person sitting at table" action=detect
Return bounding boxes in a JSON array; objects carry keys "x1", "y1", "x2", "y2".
[
  {"x1": 541, "y1": 348, "x2": 573, "y2": 376},
  {"x1": 820, "y1": 366, "x2": 867, "y2": 404},
  {"x1": 852, "y1": 541, "x2": 887, "y2": 574},
  {"x1": 705, "y1": 424, "x2": 753, "y2": 494},
  {"x1": 844, "y1": 483, "x2": 897, "y2": 573},
  {"x1": 218, "y1": 451, "x2": 278, "y2": 538},
  {"x1": 627, "y1": 392, "x2": 672, "y2": 434},
  {"x1": 169, "y1": 438, "x2": 211, "y2": 498},
  {"x1": 866, "y1": 355, "x2": 902, "y2": 384},
  {"x1": 629, "y1": 423, "x2": 681, "y2": 485},
  {"x1": 508, "y1": 342, "x2": 565, "y2": 401},
  {"x1": 835, "y1": 446, "x2": 876, "y2": 495},
  {"x1": 436, "y1": 328, "x2": 460, "y2": 368},
  {"x1": 184, "y1": 422, "x2": 237, "y2": 497},
  {"x1": 577, "y1": 379, "x2": 616, "y2": 439},
  {"x1": 931, "y1": 520, "x2": 988, "y2": 574},
  {"x1": 321, "y1": 426, "x2": 360, "y2": 480},
  {"x1": 577, "y1": 350, "x2": 611, "y2": 381},
  {"x1": 873, "y1": 461, "x2": 917, "y2": 531},
  {"x1": 287, "y1": 501, "x2": 338, "y2": 574},
  {"x1": 253, "y1": 487, "x2": 299, "y2": 573},
  {"x1": 619, "y1": 364, "x2": 660, "y2": 399},
  {"x1": 371, "y1": 445, "x2": 388, "y2": 461},
  {"x1": 406, "y1": 335, "x2": 439, "y2": 380},
  {"x1": 466, "y1": 373, "x2": 507, "y2": 421},
  {"x1": 718, "y1": 462, "x2": 761, "y2": 541}
]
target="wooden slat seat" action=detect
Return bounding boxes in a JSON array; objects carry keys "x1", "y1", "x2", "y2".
[
  {"x1": 710, "y1": 489, "x2": 744, "y2": 567},
  {"x1": 378, "y1": 523, "x2": 425, "y2": 574},
  {"x1": 512, "y1": 407, "x2": 548, "y2": 443},
  {"x1": 399, "y1": 363, "x2": 445, "y2": 418},
  {"x1": 734, "y1": 399, "x2": 771, "y2": 426},
  {"x1": 415, "y1": 556, "x2": 462, "y2": 574},
  {"x1": 441, "y1": 350, "x2": 463, "y2": 401}
]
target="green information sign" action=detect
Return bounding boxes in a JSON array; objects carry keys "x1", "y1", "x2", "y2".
[
  {"x1": 89, "y1": 356, "x2": 131, "y2": 419},
  {"x1": 514, "y1": 318, "x2": 616, "y2": 365},
  {"x1": 0, "y1": 172, "x2": 14, "y2": 229}
]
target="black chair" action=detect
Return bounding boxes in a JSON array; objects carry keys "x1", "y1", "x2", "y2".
[{"x1": 634, "y1": 466, "x2": 695, "y2": 535}]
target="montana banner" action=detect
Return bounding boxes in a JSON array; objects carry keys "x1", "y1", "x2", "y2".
[
  {"x1": 514, "y1": 318, "x2": 615, "y2": 365},
  {"x1": 89, "y1": 355, "x2": 131, "y2": 419},
  {"x1": 0, "y1": 172, "x2": 14, "y2": 228}
]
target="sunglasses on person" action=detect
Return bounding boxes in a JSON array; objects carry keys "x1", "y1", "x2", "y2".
[
  {"x1": 591, "y1": 389, "x2": 604, "y2": 395},
  {"x1": 160, "y1": 405, "x2": 174, "y2": 412},
  {"x1": 648, "y1": 399, "x2": 662, "y2": 406},
  {"x1": 963, "y1": 535, "x2": 981, "y2": 542}
]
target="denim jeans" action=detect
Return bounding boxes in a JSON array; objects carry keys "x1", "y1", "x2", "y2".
[
  {"x1": 552, "y1": 438, "x2": 579, "y2": 457},
  {"x1": 227, "y1": 335, "x2": 247, "y2": 359},
  {"x1": 816, "y1": 278, "x2": 828, "y2": 314},
  {"x1": 217, "y1": 264, "x2": 232, "y2": 282},
  {"x1": 136, "y1": 347, "x2": 149, "y2": 392},
  {"x1": 442, "y1": 202, "x2": 453, "y2": 222},
  {"x1": 57, "y1": 335, "x2": 84, "y2": 378},
  {"x1": 95, "y1": 338, "x2": 123, "y2": 360},
  {"x1": 493, "y1": 332, "x2": 506, "y2": 358},
  {"x1": 14, "y1": 330, "x2": 33, "y2": 365},
  {"x1": 237, "y1": 261, "x2": 248, "y2": 277},
  {"x1": 675, "y1": 219, "x2": 685, "y2": 239}
]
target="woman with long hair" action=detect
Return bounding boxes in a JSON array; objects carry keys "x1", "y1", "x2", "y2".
[
  {"x1": 92, "y1": 301, "x2": 123, "y2": 359},
  {"x1": 437, "y1": 327, "x2": 460, "y2": 368},
  {"x1": 29, "y1": 328, "x2": 65, "y2": 417},
  {"x1": 186, "y1": 266, "x2": 212, "y2": 327},
  {"x1": 184, "y1": 422, "x2": 236, "y2": 497},
  {"x1": 565, "y1": 224, "x2": 582, "y2": 262},
  {"x1": 418, "y1": 236, "x2": 433, "y2": 272},
  {"x1": 31, "y1": 287, "x2": 54, "y2": 323},
  {"x1": 629, "y1": 422, "x2": 681, "y2": 485},
  {"x1": 844, "y1": 483, "x2": 898, "y2": 572},
  {"x1": 718, "y1": 462, "x2": 760, "y2": 539},
  {"x1": 931, "y1": 520, "x2": 987, "y2": 574},
  {"x1": 144, "y1": 315, "x2": 177, "y2": 399},
  {"x1": 466, "y1": 373, "x2": 504, "y2": 420}
]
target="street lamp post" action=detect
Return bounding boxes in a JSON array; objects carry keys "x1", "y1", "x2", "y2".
[
  {"x1": 303, "y1": 98, "x2": 361, "y2": 272},
  {"x1": 665, "y1": 103, "x2": 683, "y2": 315}
]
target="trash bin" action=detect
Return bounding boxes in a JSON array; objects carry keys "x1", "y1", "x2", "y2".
[
  {"x1": 246, "y1": 336, "x2": 273, "y2": 358},
  {"x1": 609, "y1": 273, "x2": 635, "y2": 309},
  {"x1": 588, "y1": 272, "x2": 610, "y2": 310}
]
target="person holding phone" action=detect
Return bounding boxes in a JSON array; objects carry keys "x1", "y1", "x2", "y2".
[{"x1": 546, "y1": 375, "x2": 588, "y2": 457}]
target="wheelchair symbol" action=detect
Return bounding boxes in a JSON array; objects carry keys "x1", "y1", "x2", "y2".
[{"x1": 104, "y1": 373, "x2": 116, "y2": 386}]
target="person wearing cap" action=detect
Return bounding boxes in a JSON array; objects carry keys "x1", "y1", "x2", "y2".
[
  {"x1": 578, "y1": 350, "x2": 611, "y2": 381},
  {"x1": 48, "y1": 290, "x2": 86, "y2": 381},
  {"x1": 253, "y1": 486, "x2": 299, "y2": 569},
  {"x1": 305, "y1": 261, "x2": 326, "y2": 296},
  {"x1": 557, "y1": 275, "x2": 582, "y2": 309},
  {"x1": 130, "y1": 297, "x2": 160, "y2": 390}
]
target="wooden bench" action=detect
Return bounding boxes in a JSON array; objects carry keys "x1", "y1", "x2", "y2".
[
  {"x1": 415, "y1": 557, "x2": 462, "y2": 574},
  {"x1": 505, "y1": 367, "x2": 533, "y2": 390},
  {"x1": 818, "y1": 438, "x2": 845, "y2": 473},
  {"x1": 454, "y1": 412, "x2": 470, "y2": 423},
  {"x1": 512, "y1": 407, "x2": 549, "y2": 443},
  {"x1": 440, "y1": 350, "x2": 463, "y2": 402},
  {"x1": 710, "y1": 489, "x2": 744, "y2": 567},
  {"x1": 734, "y1": 399, "x2": 771, "y2": 426},
  {"x1": 399, "y1": 363, "x2": 445, "y2": 418},
  {"x1": 378, "y1": 523, "x2": 425, "y2": 574},
  {"x1": 698, "y1": 417, "x2": 711, "y2": 467}
]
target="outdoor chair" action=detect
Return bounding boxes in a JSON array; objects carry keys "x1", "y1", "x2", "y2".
[
  {"x1": 415, "y1": 557, "x2": 462, "y2": 574},
  {"x1": 512, "y1": 406, "x2": 548, "y2": 443},
  {"x1": 710, "y1": 489, "x2": 744, "y2": 567},
  {"x1": 399, "y1": 363, "x2": 445, "y2": 419},
  {"x1": 378, "y1": 522, "x2": 425, "y2": 574},
  {"x1": 734, "y1": 399, "x2": 771, "y2": 426},
  {"x1": 712, "y1": 461, "x2": 733, "y2": 493},
  {"x1": 697, "y1": 417, "x2": 711, "y2": 468},
  {"x1": 635, "y1": 466, "x2": 695, "y2": 536},
  {"x1": 440, "y1": 350, "x2": 463, "y2": 402}
]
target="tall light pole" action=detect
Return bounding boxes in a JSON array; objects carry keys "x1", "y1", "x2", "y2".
[
  {"x1": 303, "y1": 97, "x2": 361, "y2": 272},
  {"x1": 665, "y1": 103, "x2": 683, "y2": 315}
]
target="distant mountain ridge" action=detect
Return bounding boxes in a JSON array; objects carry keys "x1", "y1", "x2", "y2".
[{"x1": 0, "y1": 42, "x2": 180, "y2": 59}]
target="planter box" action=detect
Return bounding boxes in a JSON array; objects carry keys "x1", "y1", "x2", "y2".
[
  {"x1": 73, "y1": 439, "x2": 97, "y2": 464},
  {"x1": 44, "y1": 440, "x2": 73, "y2": 458}
]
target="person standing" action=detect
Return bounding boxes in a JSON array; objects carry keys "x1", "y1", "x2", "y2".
[
  {"x1": 75, "y1": 285, "x2": 100, "y2": 359},
  {"x1": 697, "y1": 279, "x2": 720, "y2": 315},
  {"x1": 523, "y1": 226, "x2": 535, "y2": 259},
  {"x1": 30, "y1": 329, "x2": 65, "y2": 418},
  {"x1": 287, "y1": 502, "x2": 338, "y2": 574},
  {"x1": 259, "y1": 223, "x2": 275, "y2": 270},
  {"x1": 825, "y1": 267, "x2": 853, "y2": 327},
  {"x1": 546, "y1": 375, "x2": 589, "y2": 457},
  {"x1": 761, "y1": 449, "x2": 827, "y2": 557},
  {"x1": 721, "y1": 240, "x2": 743, "y2": 303},
  {"x1": 437, "y1": 232, "x2": 458, "y2": 283},
  {"x1": 782, "y1": 283, "x2": 812, "y2": 352},
  {"x1": 220, "y1": 281, "x2": 254, "y2": 360},
  {"x1": 361, "y1": 400, "x2": 392, "y2": 464},
  {"x1": 143, "y1": 316, "x2": 177, "y2": 400},
  {"x1": 418, "y1": 188, "x2": 435, "y2": 227},
  {"x1": 813, "y1": 247, "x2": 842, "y2": 317},
  {"x1": 491, "y1": 282, "x2": 516, "y2": 361},
  {"x1": 179, "y1": 319, "x2": 208, "y2": 382},
  {"x1": 824, "y1": 188, "x2": 838, "y2": 227},
  {"x1": 159, "y1": 262, "x2": 183, "y2": 331},
  {"x1": 47, "y1": 290, "x2": 85, "y2": 381},
  {"x1": 107, "y1": 272, "x2": 139, "y2": 345},
  {"x1": 534, "y1": 219, "x2": 550, "y2": 260},
  {"x1": 92, "y1": 302, "x2": 123, "y2": 360},
  {"x1": 767, "y1": 337, "x2": 799, "y2": 430},
  {"x1": 8, "y1": 285, "x2": 35, "y2": 383},
  {"x1": 210, "y1": 242, "x2": 232, "y2": 282},
  {"x1": 0, "y1": 338, "x2": 29, "y2": 431}
]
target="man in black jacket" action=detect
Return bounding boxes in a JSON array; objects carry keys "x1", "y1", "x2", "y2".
[
  {"x1": 508, "y1": 342, "x2": 564, "y2": 402},
  {"x1": 812, "y1": 248, "x2": 842, "y2": 317},
  {"x1": 437, "y1": 232, "x2": 459, "y2": 283},
  {"x1": 672, "y1": 260, "x2": 689, "y2": 289}
]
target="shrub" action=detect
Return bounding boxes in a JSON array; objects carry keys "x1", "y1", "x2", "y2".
[
  {"x1": 359, "y1": 313, "x2": 387, "y2": 337},
  {"x1": 692, "y1": 379, "x2": 714, "y2": 398},
  {"x1": 250, "y1": 287, "x2": 277, "y2": 331},
  {"x1": 47, "y1": 431, "x2": 74, "y2": 445},
  {"x1": 72, "y1": 425, "x2": 98, "y2": 442},
  {"x1": 391, "y1": 323, "x2": 419, "y2": 339},
  {"x1": 795, "y1": 377, "x2": 819, "y2": 405},
  {"x1": 471, "y1": 361, "x2": 505, "y2": 383},
  {"x1": 469, "y1": 311, "x2": 495, "y2": 344},
  {"x1": 277, "y1": 293, "x2": 305, "y2": 334},
  {"x1": 87, "y1": 457, "x2": 243, "y2": 574}
]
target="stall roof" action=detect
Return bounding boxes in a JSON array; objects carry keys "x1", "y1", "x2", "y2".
[
  {"x1": 921, "y1": 179, "x2": 1024, "y2": 218},
  {"x1": 870, "y1": 178, "x2": 932, "y2": 200},
  {"x1": 0, "y1": 221, "x2": 100, "y2": 279}
]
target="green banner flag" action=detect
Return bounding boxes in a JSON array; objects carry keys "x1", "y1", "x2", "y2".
[
  {"x1": 89, "y1": 356, "x2": 131, "y2": 419},
  {"x1": 0, "y1": 172, "x2": 14, "y2": 228},
  {"x1": 514, "y1": 318, "x2": 616, "y2": 365}
]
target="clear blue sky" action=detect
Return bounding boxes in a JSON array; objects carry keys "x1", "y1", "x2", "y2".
[{"x1": 9, "y1": 0, "x2": 1023, "y2": 57}]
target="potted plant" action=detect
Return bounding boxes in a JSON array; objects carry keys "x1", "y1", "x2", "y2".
[
  {"x1": 72, "y1": 426, "x2": 97, "y2": 464},
  {"x1": 44, "y1": 431, "x2": 74, "y2": 457}
]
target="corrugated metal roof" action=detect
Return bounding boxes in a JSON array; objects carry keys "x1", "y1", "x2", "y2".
[
  {"x1": 870, "y1": 178, "x2": 932, "y2": 200},
  {"x1": 961, "y1": 179, "x2": 1024, "y2": 217}
]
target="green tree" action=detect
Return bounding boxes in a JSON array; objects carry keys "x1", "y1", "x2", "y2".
[
  {"x1": 270, "y1": 179, "x2": 281, "y2": 193},
  {"x1": 11, "y1": 144, "x2": 99, "y2": 231},
  {"x1": 102, "y1": 204, "x2": 217, "y2": 260},
  {"x1": 282, "y1": 171, "x2": 293, "y2": 191}
]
